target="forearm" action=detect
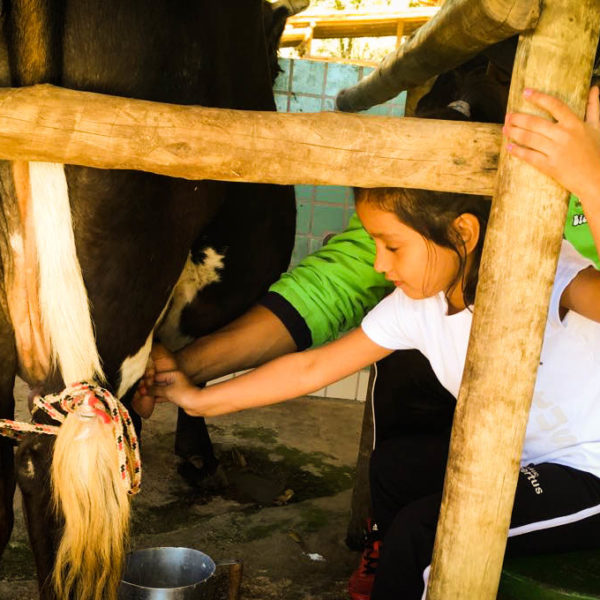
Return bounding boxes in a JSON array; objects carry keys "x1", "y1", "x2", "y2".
[
  {"x1": 183, "y1": 350, "x2": 333, "y2": 416},
  {"x1": 176, "y1": 304, "x2": 296, "y2": 383},
  {"x1": 179, "y1": 328, "x2": 390, "y2": 417}
]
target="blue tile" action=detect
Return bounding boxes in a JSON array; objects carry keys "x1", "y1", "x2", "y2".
[
  {"x1": 308, "y1": 236, "x2": 324, "y2": 254},
  {"x1": 365, "y1": 104, "x2": 392, "y2": 116},
  {"x1": 296, "y1": 201, "x2": 311, "y2": 234},
  {"x1": 390, "y1": 90, "x2": 407, "y2": 107},
  {"x1": 322, "y1": 97, "x2": 336, "y2": 111},
  {"x1": 292, "y1": 59, "x2": 326, "y2": 95},
  {"x1": 274, "y1": 93, "x2": 289, "y2": 113},
  {"x1": 390, "y1": 104, "x2": 406, "y2": 118},
  {"x1": 294, "y1": 184, "x2": 314, "y2": 201},
  {"x1": 343, "y1": 209, "x2": 353, "y2": 230},
  {"x1": 314, "y1": 185, "x2": 348, "y2": 204},
  {"x1": 325, "y1": 62, "x2": 361, "y2": 97},
  {"x1": 291, "y1": 235, "x2": 309, "y2": 265},
  {"x1": 289, "y1": 94, "x2": 322, "y2": 113},
  {"x1": 360, "y1": 66, "x2": 375, "y2": 79},
  {"x1": 312, "y1": 204, "x2": 345, "y2": 237},
  {"x1": 273, "y1": 58, "x2": 291, "y2": 92}
]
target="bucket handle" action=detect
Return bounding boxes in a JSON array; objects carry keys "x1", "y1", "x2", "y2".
[{"x1": 215, "y1": 559, "x2": 243, "y2": 600}]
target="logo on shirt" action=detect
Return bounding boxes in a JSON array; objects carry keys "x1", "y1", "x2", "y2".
[
  {"x1": 533, "y1": 393, "x2": 578, "y2": 448},
  {"x1": 572, "y1": 214, "x2": 587, "y2": 227},
  {"x1": 520, "y1": 465, "x2": 543, "y2": 494}
]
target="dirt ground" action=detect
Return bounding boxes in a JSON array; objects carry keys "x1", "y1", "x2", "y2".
[{"x1": 0, "y1": 379, "x2": 364, "y2": 599}]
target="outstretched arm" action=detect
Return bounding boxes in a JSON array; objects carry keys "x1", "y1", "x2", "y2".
[
  {"x1": 152, "y1": 328, "x2": 391, "y2": 417},
  {"x1": 176, "y1": 304, "x2": 296, "y2": 383}
]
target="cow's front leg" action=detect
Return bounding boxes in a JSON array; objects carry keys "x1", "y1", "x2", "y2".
[
  {"x1": 16, "y1": 434, "x2": 60, "y2": 599},
  {"x1": 0, "y1": 307, "x2": 17, "y2": 557}
]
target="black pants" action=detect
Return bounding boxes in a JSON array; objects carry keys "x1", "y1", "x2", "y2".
[{"x1": 369, "y1": 351, "x2": 600, "y2": 600}]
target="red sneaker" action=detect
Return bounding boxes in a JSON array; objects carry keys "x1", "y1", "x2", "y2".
[{"x1": 348, "y1": 525, "x2": 381, "y2": 600}]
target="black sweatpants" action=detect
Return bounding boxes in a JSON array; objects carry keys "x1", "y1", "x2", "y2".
[{"x1": 369, "y1": 351, "x2": 600, "y2": 600}]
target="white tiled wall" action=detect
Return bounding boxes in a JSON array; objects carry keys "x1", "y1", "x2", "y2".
[{"x1": 208, "y1": 367, "x2": 371, "y2": 402}]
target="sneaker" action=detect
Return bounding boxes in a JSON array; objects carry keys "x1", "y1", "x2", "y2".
[{"x1": 348, "y1": 523, "x2": 381, "y2": 600}]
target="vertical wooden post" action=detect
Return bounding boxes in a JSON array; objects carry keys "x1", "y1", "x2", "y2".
[
  {"x1": 426, "y1": 1, "x2": 600, "y2": 599},
  {"x1": 395, "y1": 21, "x2": 405, "y2": 49}
]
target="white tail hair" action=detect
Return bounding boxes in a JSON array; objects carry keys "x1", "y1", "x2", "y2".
[
  {"x1": 29, "y1": 162, "x2": 105, "y2": 384},
  {"x1": 28, "y1": 162, "x2": 129, "y2": 599},
  {"x1": 51, "y1": 406, "x2": 130, "y2": 600}
]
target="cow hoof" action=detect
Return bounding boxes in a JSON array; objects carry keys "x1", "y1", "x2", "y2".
[{"x1": 177, "y1": 457, "x2": 228, "y2": 490}]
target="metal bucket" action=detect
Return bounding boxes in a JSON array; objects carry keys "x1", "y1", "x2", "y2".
[{"x1": 118, "y1": 547, "x2": 233, "y2": 600}]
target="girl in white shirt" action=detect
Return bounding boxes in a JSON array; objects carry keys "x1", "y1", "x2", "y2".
[{"x1": 143, "y1": 86, "x2": 600, "y2": 600}]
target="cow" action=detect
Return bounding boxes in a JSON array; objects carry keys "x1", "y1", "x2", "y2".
[{"x1": 0, "y1": 1, "x2": 297, "y2": 598}]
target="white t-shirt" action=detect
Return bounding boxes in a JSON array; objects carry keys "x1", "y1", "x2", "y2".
[{"x1": 362, "y1": 240, "x2": 600, "y2": 478}]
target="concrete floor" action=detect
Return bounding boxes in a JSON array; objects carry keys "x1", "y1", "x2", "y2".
[{"x1": 0, "y1": 379, "x2": 364, "y2": 599}]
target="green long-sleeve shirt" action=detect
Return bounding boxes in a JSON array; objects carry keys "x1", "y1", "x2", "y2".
[{"x1": 267, "y1": 195, "x2": 599, "y2": 349}]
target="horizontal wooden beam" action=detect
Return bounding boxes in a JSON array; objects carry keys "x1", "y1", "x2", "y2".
[
  {"x1": 281, "y1": 8, "x2": 438, "y2": 45},
  {"x1": 336, "y1": 0, "x2": 541, "y2": 112},
  {"x1": 0, "y1": 84, "x2": 501, "y2": 195}
]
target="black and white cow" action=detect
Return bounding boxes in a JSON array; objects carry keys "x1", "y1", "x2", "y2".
[{"x1": 0, "y1": 1, "x2": 297, "y2": 597}]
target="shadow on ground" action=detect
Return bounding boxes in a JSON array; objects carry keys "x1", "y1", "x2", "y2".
[{"x1": 1, "y1": 380, "x2": 363, "y2": 599}]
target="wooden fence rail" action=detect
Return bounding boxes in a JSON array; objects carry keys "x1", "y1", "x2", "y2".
[{"x1": 0, "y1": 83, "x2": 500, "y2": 194}]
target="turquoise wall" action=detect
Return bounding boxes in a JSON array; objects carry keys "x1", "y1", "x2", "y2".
[{"x1": 274, "y1": 58, "x2": 406, "y2": 267}]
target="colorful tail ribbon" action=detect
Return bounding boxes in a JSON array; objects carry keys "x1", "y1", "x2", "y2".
[{"x1": 0, "y1": 381, "x2": 141, "y2": 495}]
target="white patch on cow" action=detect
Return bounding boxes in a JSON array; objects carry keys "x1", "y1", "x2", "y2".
[
  {"x1": 29, "y1": 162, "x2": 105, "y2": 385},
  {"x1": 157, "y1": 247, "x2": 225, "y2": 351},
  {"x1": 117, "y1": 332, "x2": 153, "y2": 399},
  {"x1": 23, "y1": 457, "x2": 35, "y2": 479},
  {"x1": 9, "y1": 232, "x2": 23, "y2": 253}
]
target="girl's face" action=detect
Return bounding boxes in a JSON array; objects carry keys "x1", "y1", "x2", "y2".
[{"x1": 356, "y1": 202, "x2": 465, "y2": 310}]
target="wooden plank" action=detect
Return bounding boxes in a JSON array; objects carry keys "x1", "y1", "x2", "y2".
[
  {"x1": 0, "y1": 84, "x2": 501, "y2": 194},
  {"x1": 336, "y1": 0, "x2": 541, "y2": 112},
  {"x1": 280, "y1": 9, "x2": 438, "y2": 46},
  {"x1": 426, "y1": 1, "x2": 600, "y2": 598}
]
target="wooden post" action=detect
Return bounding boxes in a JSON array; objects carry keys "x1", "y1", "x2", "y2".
[
  {"x1": 426, "y1": 1, "x2": 600, "y2": 599},
  {"x1": 0, "y1": 84, "x2": 501, "y2": 193},
  {"x1": 336, "y1": 0, "x2": 541, "y2": 112},
  {"x1": 395, "y1": 21, "x2": 404, "y2": 49}
]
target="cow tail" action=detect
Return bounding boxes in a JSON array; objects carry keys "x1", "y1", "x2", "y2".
[
  {"x1": 51, "y1": 411, "x2": 129, "y2": 600},
  {"x1": 28, "y1": 162, "x2": 104, "y2": 384},
  {"x1": 29, "y1": 161, "x2": 128, "y2": 600}
]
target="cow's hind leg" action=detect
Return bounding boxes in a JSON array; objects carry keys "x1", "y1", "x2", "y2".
[
  {"x1": 0, "y1": 304, "x2": 17, "y2": 557},
  {"x1": 16, "y1": 434, "x2": 58, "y2": 599}
]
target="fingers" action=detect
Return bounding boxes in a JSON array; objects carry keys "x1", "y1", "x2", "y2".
[
  {"x1": 505, "y1": 111, "x2": 557, "y2": 139},
  {"x1": 586, "y1": 86, "x2": 600, "y2": 125},
  {"x1": 505, "y1": 143, "x2": 550, "y2": 173},
  {"x1": 151, "y1": 343, "x2": 179, "y2": 373},
  {"x1": 153, "y1": 371, "x2": 178, "y2": 386},
  {"x1": 522, "y1": 88, "x2": 578, "y2": 125},
  {"x1": 148, "y1": 371, "x2": 181, "y2": 400},
  {"x1": 503, "y1": 119, "x2": 556, "y2": 157}
]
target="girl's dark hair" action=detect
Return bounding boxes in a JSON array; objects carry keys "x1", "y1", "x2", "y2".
[
  {"x1": 353, "y1": 64, "x2": 504, "y2": 306},
  {"x1": 356, "y1": 188, "x2": 491, "y2": 306}
]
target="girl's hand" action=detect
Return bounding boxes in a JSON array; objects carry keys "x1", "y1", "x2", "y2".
[
  {"x1": 503, "y1": 86, "x2": 600, "y2": 202},
  {"x1": 131, "y1": 343, "x2": 179, "y2": 418},
  {"x1": 151, "y1": 368, "x2": 200, "y2": 415}
]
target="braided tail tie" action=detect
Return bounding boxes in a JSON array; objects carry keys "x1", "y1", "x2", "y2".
[{"x1": 0, "y1": 381, "x2": 141, "y2": 495}]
